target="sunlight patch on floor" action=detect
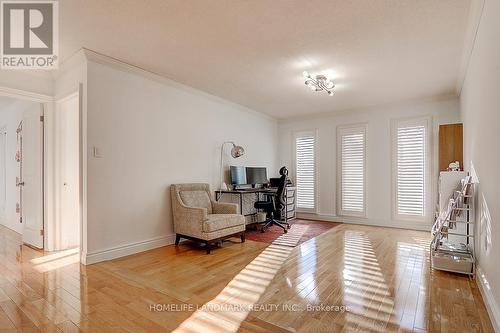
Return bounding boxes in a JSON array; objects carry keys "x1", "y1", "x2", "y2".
[
  {"x1": 342, "y1": 231, "x2": 395, "y2": 332},
  {"x1": 172, "y1": 227, "x2": 306, "y2": 333},
  {"x1": 31, "y1": 247, "x2": 80, "y2": 272}
]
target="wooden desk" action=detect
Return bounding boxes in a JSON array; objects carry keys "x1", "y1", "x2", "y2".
[{"x1": 215, "y1": 187, "x2": 296, "y2": 224}]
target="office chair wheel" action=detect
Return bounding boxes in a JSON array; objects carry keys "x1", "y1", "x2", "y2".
[{"x1": 284, "y1": 229, "x2": 288, "y2": 234}]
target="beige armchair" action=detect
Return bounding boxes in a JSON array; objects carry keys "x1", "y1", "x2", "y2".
[{"x1": 170, "y1": 183, "x2": 245, "y2": 253}]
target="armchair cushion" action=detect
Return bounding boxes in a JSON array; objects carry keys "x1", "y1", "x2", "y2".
[
  {"x1": 179, "y1": 190, "x2": 212, "y2": 214},
  {"x1": 203, "y1": 214, "x2": 245, "y2": 233}
]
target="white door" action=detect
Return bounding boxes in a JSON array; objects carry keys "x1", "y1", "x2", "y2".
[
  {"x1": 21, "y1": 105, "x2": 43, "y2": 248},
  {"x1": 56, "y1": 94, "x2": 80, "y2": 250}
]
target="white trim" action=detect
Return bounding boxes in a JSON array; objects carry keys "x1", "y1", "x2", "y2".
[
  {"x1": 85, "y1": 234, "x2": 176, "y2": 265},
  {"x1": 0, "y1": 86, "x2": 53, "y2": 103},
  {"x1": 337, "y1": 123, "x2": 367, "y2": 218},
  {"x1": 292, "y1": 129, "x2": 318, "y2": 213},
  {"x1": 81, "y1": 48, "x2": 275, "y2": 122},
  {"x1": 55, "y1": 92, "x2": 79, "y2": 104},
  {"x1": 476, "y1": 266, "x2": 500, "y2": 332},
  {"x1": 456, "y1": 0, "x2": 486, "y2": 95},
  {"x1": 391, "y1": 116, "x2": 433, "y2": 223},
  {"x1": 297, "y1": 212, "x2": 430, "y2": 231},
  {"x1": 278, "y1": 95, "x2": 456, "y2": 124},
  {"x1": 78, "y1": 83, "x2": 88, "y2": 265}
]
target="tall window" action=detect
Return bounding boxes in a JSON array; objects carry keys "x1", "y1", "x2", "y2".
[
  {"x1": 337, "y1": 125, "x2": 366, "y2": 217},
  {"x1": 393, "y1": 118, "x2": 430, "y2": 220},
  {"x1": 295, "y1": 132, "x2": 316, "y2": 211}
]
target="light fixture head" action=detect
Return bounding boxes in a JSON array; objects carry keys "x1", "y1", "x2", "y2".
[
  {"x1": 303, "y1": 72, "x2": 335, "y2": 96},
  {"x1": 316, "y1": 74, "x2": 327, "y2": 81},
  {"x1": 231, "y1": 144, "x2": 245, "y2": 158}
]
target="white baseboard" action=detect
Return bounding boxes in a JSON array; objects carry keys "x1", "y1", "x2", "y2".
[
  {"x1": 296, "y1": 212, "x2": 430, "y2": 231},
  {"x1": 476, "y1": 267, "x2": 500, "y2": 332},
  {"x1": 85, "y1": 234, "x2": 176, "y2": 265}
]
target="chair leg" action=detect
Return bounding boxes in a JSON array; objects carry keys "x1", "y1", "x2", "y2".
[
  {"x1": 240, "y1": 233, "x2": 245, "y2": 243},
  {"x1": 205, "y1": 241, "x2": 211, "y2": 254},
  {"x1": 275, "y1": 221, "x2": 287, "y2": 232},
  {"x1": 261, "y1": 219, "x2": 272, "y2": 232},
  {"x1": 261, "y1": 218, "x2": 288, "y2": 233},
  {"x1": 175, "y1": 234, "x2": 181, "y2": 246}
]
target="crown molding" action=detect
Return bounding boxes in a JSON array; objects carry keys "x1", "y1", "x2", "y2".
[
  {"x1": 80, "y1": 48, "x2": 277, "y2": 122},
  {"x1": 456, "y1": 0, "x2": 486, "y2": 96},
  {"x1": 51, "y1": 48, "x2": 87, "y2": 80},
  {"x1": 278, "y1": 94, "x2": 457, "y2": 124},
  {"x1": 0, "y1": 86, "x2": 53, "y2": 103}
]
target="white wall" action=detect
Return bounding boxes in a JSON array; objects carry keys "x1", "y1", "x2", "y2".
[
  {"x1": 0, "y1": 100, "x2": 41, "y2": 234},
  {"x1": 85, "y1": 59, "x2": 278, "y2": 261},
  {"x1": 278, "y1": 97, "x2": 460, "y2": 230},
  {"x1": 460, "y1": 0, "x2": 500, "y2": 330}
]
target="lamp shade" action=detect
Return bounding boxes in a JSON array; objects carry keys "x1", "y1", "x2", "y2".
[{"x1": 231, "y1": 145, "x2": 245, "y2": 158}]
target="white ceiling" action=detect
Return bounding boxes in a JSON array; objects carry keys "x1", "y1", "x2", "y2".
[{"x1": 60, "y1": 0, "x2": 471, "y2": 119}]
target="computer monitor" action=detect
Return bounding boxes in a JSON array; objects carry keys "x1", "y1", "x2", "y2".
[
  {"x1": 246, "y1": 167, "x2": 268, "y2": 185},
  {"x1": 230, "y1": 166, "x2": 247, "y2": 185}
]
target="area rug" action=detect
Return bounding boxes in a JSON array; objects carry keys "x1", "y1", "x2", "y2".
[{"x1": 245, "y1": 219, "x2": 341, "y2": 246}]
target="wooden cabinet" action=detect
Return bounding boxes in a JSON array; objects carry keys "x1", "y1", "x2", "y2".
[{"x1": 439, "y1": 123, "x2": 463, "y2": 171}]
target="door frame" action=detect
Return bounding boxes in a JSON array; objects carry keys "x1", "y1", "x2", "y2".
[
  {"x1": 0, "y1": 85, "x2": 85, "y2": 263},
  {"x1": 54, "y1": 91, "x2": 80, "y2": 251}
]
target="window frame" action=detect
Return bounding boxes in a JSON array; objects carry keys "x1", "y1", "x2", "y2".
[
  {"x1": 391, "y1": 116, "x2": 432, "y2": 223},
  {"x1": 292, "y1": 130, "x2": 318, "y2": 213},
  {"x1": 337, "y1": 124, "x2": 367, "y2": 218}
]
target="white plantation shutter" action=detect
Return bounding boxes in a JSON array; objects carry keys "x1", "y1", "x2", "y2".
[
  {"x1": 295, "y1": 134, "x2": 316, "y2": 210},
  {"x1": 338, "y1": 126, "x2": 366, "y2": 216},
  {"x1": 396, "y1": 123, "x2": 426, "y2": 217}
]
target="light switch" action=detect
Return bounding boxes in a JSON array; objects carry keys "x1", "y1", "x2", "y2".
[{"x1": 93, "y1": 146, "x2": 103, "y2": 158}]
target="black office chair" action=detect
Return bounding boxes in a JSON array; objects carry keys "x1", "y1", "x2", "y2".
[{"x1": 254, "y1": 166, "x2": 291, "y2": 233}]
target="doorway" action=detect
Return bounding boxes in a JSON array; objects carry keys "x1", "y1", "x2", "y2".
[
  {"x1": 0, "y1": 96, "x2": 44, "y2": 248},
  {"x1": 0, "y1": 87, "x2": 83, "y2": 260}
]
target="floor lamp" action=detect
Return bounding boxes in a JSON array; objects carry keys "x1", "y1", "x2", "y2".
[{"x1": 218, "y1": 141, "x2": 245, "y2": 197}]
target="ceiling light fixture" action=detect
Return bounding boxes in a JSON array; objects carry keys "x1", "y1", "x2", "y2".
[{"x1": 303, "y1": 71, "x2": 335, "y2": 96}]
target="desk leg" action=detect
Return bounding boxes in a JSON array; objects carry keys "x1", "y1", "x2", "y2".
[{"x1": 239, "y1": 194, "x2": 243, "y2": 215}]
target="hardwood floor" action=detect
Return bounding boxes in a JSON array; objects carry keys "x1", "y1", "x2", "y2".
[{"x1": 0, "y1": 222, "x2": 494, "y2": 332}]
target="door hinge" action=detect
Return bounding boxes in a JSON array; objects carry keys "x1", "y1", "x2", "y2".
[
  {"x1": 40, "y1": 115, "x2": 44, "y2": 122},
  {"x1": 40, "y1": 229, "x2": 44, "y2": 236}
]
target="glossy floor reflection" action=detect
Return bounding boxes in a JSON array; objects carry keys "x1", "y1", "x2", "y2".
[
  {"x1": 0, "y1": 223, "x2": 494, "y2": 332},
  {"x1": 173, "y1": 226, "x2": 306, "y2": 333},
  {"x1": 252, "y1": 224, "x2": 494, "y2": 332}
]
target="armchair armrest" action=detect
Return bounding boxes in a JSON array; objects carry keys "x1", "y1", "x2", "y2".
[
  {"x1": 172, "y1": 204, "x2": 208, "y2": 236},
  {"x1": 179, "y1": 205, "x2": 208, "y2": 221},
  {"x1": 212, "y1": 201, "x2": 239, "y2": 214}
]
